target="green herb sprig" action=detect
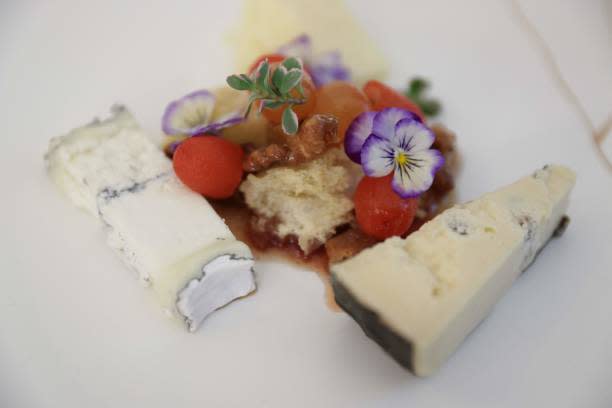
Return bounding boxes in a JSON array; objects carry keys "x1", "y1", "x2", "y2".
[
  {"x1": 226, "y1": 57, "x2": 306, "y2": 135},
  {"x1": 404, "y1": 77, "x2": 441, "y2": 118}
]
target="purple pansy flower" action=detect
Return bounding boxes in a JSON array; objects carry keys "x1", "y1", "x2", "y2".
[
  {"x1": 277, "y1": 34, "x2": 350, "y2": 87},
  {"x1": 345, "y1": 107, "x2": 444, "y2": 198},
  {"x1": 162, "y1": 90, "x2": 243, "y2": 136}
]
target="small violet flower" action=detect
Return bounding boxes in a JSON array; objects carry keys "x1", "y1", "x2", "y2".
[
  {"x1": 345, "y1": 108, "x2": 444, "y2": 198},
  {"x1": 162, "y1": 89, "x2": 243, "y2": 137},
  {"x1": 277, "y1": 34, "x2": 350, "y2": 87}
]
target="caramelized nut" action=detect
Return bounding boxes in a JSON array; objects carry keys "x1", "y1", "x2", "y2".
[
  {"x1": 243, "y1": 143, "x2": 289, "y2": 172},
  {"x1": 243, "y1": 114, "x2": 340, "y2": 173},
  {"x1": 325, "y1": 227, "x2": 379, "y2": 264}
]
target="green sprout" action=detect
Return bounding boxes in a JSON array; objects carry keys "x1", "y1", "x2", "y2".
[
  {"x1": 227, "y1": 57, "x2": 306, "y2": 135},
  {"x1": 404, "y1": 77, "x2": 442, "y2": 118}
]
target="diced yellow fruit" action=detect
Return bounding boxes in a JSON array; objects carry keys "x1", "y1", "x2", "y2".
[
  {"x1": 220, "y1": 112, "x2": 272, "y2": 147},
  {"x1": 211, "y1": 87, "x2": 271, "y2": 147},
  {"x1": 211, "y1": 87, "x2": 249, "y2": 120}
]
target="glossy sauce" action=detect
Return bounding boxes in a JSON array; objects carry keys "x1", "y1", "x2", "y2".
[{"x1": 210, "y1": 198, "x2": 340, "y2": 311}]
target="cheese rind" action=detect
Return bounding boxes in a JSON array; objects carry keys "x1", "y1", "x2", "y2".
[
  {"x1": 331, "y1": 165, "x2": 576, "y2": 376},
  {"x1": 46, "y1": 106, "x2": 256, "y2": 331}
]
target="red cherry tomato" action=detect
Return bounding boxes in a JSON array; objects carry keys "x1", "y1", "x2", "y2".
[
  {"x1": 363, "y1": 80, "x2": 425, "y2": 122},
  {"x1": 173, "y1": 136, "x2": 244, "y2": 199},
  {"x1": 354, "y1": 175, "x2": 418, "y2": 240}
]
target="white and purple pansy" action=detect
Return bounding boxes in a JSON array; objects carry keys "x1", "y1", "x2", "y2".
[
  {"x1": 162, "y1": 90, "x2": 244, "y2": 137},
  {"x1": 345, "y1": 107, "x2": 444, "y2": 198},
  {"x1": 277, "y1": 34, "x2": 350, "y2": 87}
]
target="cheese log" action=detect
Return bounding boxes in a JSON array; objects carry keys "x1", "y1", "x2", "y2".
[
  {"x1": 331, "y1": 165, "x2": 576, "y2": 376},
  {"x1": 228, "y1": 0, "x2": 388, "y2": 85},
  {"x1": 45, "y1": 106, "x2": 256, "y2": 331}
]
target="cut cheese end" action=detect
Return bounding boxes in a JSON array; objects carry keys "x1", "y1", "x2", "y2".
[
  {"x1": 45, "y1": 106, "x2": 256, "y2": 331},
  {"x1": 227, "y1": 0, "x2": 389, "y2": 86},
  {"x1": 331, "y1": 165, "x2": 576, "y2": 376}
]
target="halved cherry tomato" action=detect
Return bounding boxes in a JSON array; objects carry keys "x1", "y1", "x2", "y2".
[
  {"x1": 173, "y1": 136, "x2": 244, "y2": 199},
  {"x1": 363, "y1": 80, "x2": 425, "y2": 121},
  {"x1": 312, "y1": 81, "x2": 371, "y2": 141},
  {"x1": 354, "y1": 175, "x2": 418, "y2": 240}
]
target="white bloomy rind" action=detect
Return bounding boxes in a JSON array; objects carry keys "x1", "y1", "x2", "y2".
[
  {"x1": 332, "y1": 165, "x2": 576, "y2": 376},
  {"x1": 45, "y1": 106, "x2": 256, "y2": 331}
]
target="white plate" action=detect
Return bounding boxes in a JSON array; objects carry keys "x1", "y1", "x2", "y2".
[{"x1": 1, "y1": 1, "x2": 611, "y2": 407}]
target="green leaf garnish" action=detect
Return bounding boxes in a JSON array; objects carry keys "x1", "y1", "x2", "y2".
[
  {"x1": 255, "y1": 60, "x2": 270, "y2": 90},
  {"x1": 226, "y1": 57, "x2": 307, "y2": 135},
  {"x1": 226, "y1": 75, "x2": 251, "y2": 91},
  {"x1": 404, "y1": 77, "x2": 442, "y2": 118},
  {"x1": 263, "y1": 100, "x2": 284, "y2": 110},
  {"x1": 239, "y1": 74, "x2": 254, "y2": 86},
  {"x1": 271, "y1": 66, "x2": 287, "y2": 93},
  {"x1": 281, "y1": 107, "x2": 299, "y2": 135},
  {"x1": 279, "y1": 69, "x2": 302, "y2": 94},
  {"x1": 281, "y1": 57, "x2": 302, "y2": 71}
]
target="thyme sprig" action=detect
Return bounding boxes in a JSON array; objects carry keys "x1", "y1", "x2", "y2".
[{"x1": 226, "y1": 57, "x2": 306, "y2": 135}]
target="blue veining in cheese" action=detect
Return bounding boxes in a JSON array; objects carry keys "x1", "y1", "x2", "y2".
[{"x1": 46, "y1": 106, "x2": 256, "y2": 331}]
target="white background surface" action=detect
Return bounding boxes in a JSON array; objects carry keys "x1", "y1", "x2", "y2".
[{"x1": 1, "y1": 0, "x2": 612, "y2": 407}]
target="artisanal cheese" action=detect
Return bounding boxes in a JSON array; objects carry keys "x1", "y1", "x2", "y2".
[
  {"x1": 331, "y1": 165, "x2": 576, "y2": 376},
  {"x1": 46, "y1": 106, "x2": 256, "y2": 331},
  {"x1": 227, "y1": 0, "x2": 389, "y2": 85}
]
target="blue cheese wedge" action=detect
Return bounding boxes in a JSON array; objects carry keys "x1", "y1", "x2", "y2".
[
  {"x1": 45, "y1": 106, "x2": 256, "y2": 331},
  {"x1": 331, "y1": 165, "x2": 576, "y2": 376}
]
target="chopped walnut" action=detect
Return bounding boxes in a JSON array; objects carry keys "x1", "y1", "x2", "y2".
[
  {"x1": 243, "y1": 114, "x2": 340, "y2": 172},
  {"x1": 325, "y1": 227, "x2": 379, "y2": 264},
  {"x1": 242, "y1": 143, "x2": 290, "y2": 173}
]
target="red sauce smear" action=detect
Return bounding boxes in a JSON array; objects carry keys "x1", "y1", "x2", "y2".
[{"x1": 210, "y1": 198, "x2": 340, "y2": 311}]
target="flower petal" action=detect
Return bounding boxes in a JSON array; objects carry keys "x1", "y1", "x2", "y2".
[
  {"x1": 391, "y1": 149, "x2": 445, "y2": 198},
  {"x1": 162, "y1": 90, "x2": 216, "y2": 135},
  {"x1": 199, "y1": 111, "x2": 244, "y2": 134},
  {"x1": 393, "y1": 118, "x2": 435, "y2": 152},
  {"x1": 344, "y1": 111, "x2": 376, "y2": 163},
  {"x1": 372, "y1": 107, "x2": 420, "y2": 140},
  {"x1": 361, "y1": 135, "x2": 395, "y2": 177},
  {"x1": 308, "y1": 51, "x2": 351, "y2": 86},
  {"x1": 277, "y1": 34, "x2": 312, "y2": 59}
]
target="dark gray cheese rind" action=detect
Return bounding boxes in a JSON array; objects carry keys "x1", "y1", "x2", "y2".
[
  {"x1": 332, "y1": 274, "x2": 415, "y2": 371},
  {"x1": 331, "y1": 165, "x2": 576, "y2": 376},
  {"x1": 332, "y1": 214, "x2": 571, "y2": 375}
]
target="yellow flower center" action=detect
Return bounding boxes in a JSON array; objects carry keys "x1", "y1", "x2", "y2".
[{"x1": 396, "y1": 151, "x2": 409, "y2": 166}]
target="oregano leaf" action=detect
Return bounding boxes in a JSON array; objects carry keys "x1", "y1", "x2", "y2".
[
  {"x1": 264, "y1": 100, "x2": 284, "y2": 110},
  {"x1": 408, "y1": 78, "x2": 427, "y2": 97},
  {"x1": 281, "y1": 107, "x2": 299, "y2": 135},
  {"x1": 272, "y1": 66, "x2": 287, "y2": 91},
  {"x1": 295, "y1": 83, "x2": 305, "y2": 98},
  {"x1": 279, "y1": 69, "x2": 303, "y2": 94},
  {"x1": 281, "y1": 57, "x2": 302, "y2": 71},
  {"x1": 227, "y1": 75, "x2": 251, "y2": 91},
  {"x1": 239, "y1": 74, "x2": 254, "y2": 86},
  {"x1": 256, "y1": 60, "x2": 270, "y2": 90}
]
